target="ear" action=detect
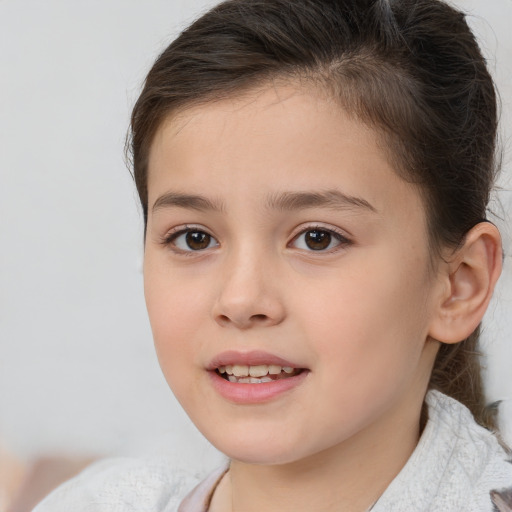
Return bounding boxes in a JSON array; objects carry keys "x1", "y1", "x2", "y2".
[{"x1": 428, "y1": 222, "x2": 502, "y2": 344}]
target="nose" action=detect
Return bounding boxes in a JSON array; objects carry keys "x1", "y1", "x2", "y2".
[{"x1": 212, "y1": 250, "x2": 286, "y2": 330}]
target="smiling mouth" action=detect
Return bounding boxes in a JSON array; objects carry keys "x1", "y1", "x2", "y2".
[{"x1": 216, "y1": 364, "x2": 304, "y2": 384}]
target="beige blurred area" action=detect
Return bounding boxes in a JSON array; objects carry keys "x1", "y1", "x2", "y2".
[{"x1": 0, "y1": 443, "x2": 95, "y2": 512}]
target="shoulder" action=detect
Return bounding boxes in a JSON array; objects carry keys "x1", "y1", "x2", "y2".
[
  {"x1": 425, "y1": 392, "x2": 512, "y2": 511},
  {"x1": 373, "y1": 391, "x2": 512, "y2": 512},
  {"x1": 425, "y1": 391, "x2": 511, "y2": 486},
  {"x1": 32, "y1": 456, "x2": 201, "y2": 512},
  {"x1": 425, "y1": 391, "x2": 512, "y2": 510}
]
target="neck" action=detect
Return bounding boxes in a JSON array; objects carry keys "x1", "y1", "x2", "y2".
[{"x1": 211, "y1": 392, "x2": 424, "y2": 512}]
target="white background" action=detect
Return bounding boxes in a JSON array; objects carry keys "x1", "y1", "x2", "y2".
[{"x1": 1, "y1": 0, "x2": 511, "y2": 472}]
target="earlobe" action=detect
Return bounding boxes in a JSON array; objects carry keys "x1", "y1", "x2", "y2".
[{"x1": 428, "y1": 222, "x2": 502, "y2": 344}]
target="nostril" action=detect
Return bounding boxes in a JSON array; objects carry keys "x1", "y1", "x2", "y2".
[
  {"x1": 215, "y1": 312, "x2": 270, "y2": 328},
  {"x1": 250, "y1": 314, "x2": 269, "y2": 322},
  {"x1": 217, "y1": 314, "x2": 231, "y2": 326}
]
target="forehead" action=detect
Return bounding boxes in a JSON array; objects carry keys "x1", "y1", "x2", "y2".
[{"x1": 147, "y1": 84, "x2": 426, "y2": 226}]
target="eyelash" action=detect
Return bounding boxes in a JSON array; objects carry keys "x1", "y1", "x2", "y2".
[
  {"x1": 160, "y1": 224, "x2": 352, "y2": 254},
  {"x1": 288, "y1": 225, "x2": 352, "y2": 253},
  {"x1": 160, "y1": 225, "x2": 218, "y2": 255}
]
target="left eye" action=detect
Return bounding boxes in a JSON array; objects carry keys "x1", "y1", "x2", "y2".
[
  {"x1": 170, "y1": 230, "x2": 219, "y2": 251},
  {"x1": 291, "y1": 229, "x2": 346, "y2": 251}
]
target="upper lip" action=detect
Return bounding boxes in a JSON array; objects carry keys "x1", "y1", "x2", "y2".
[{"x1": 207, "y1": 350, "x2": 305, "y2": 371}]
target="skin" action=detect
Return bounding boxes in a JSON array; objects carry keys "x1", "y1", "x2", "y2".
[{"x1": 143, "y1": 84, "x2": 455, "y2": 512}]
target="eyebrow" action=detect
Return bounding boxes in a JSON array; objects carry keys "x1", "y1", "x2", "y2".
[
  {"x1": 152, "y1": 192, "x2": 225, "y2": 213},
  {"x1": 151, "y1": 189, "x2": 377, "y2": 215},
  {"x1": 266, "y1": 190, "x2": 377, "y2": 213}
]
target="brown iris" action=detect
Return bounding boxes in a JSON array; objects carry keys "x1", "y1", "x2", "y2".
[
  {"x1": 304, "y1": 230, "x2": 331, "y2": 250},
  {"x1": 186, "y1": 231, "x2": 211, "y2": 250}
]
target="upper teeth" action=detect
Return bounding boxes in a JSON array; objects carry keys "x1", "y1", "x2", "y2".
[{"x1": 218, "y1": 364, "x2": 295, "y2": 377}]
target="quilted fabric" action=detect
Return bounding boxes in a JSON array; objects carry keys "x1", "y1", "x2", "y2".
[{"x1": 370, "y1": 391, "x2": 512, "y2": 511}]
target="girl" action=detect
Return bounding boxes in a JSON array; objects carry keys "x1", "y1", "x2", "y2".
[{"x1": 35, "y1": 0, "x2": 511, "y2": 510}]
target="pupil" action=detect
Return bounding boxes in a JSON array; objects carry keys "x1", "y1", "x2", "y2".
[
  {"x1": 186, "y1": 231, "x2": 210, "y2": 250},
  {"x1": 305, "y1": 230, "x2": 331, "y2": 250}
]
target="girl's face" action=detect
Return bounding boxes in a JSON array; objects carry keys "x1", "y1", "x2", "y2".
[{"x1": 144, "y1": 85, "x2": 442, "y2": 465}]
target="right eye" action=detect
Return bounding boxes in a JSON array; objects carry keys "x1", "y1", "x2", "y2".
[{"x1": 166, "y1": 229, "x2": 219, "y2": 252}]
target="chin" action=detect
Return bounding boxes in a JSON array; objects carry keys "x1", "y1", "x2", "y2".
[
  {"x1": 224, "y1": 448, "x2": 301, "y2": 466},
  {"x1": 206, "y1": 430, "x2": 315, "y2": 466}
]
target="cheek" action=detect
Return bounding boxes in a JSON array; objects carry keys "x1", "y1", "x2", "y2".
[
  {"x1": 303, "y1": 255, "x2": 432, "y2": 390},
  {"x1": 144, "y1": 263, "x2": 207, "y2": 387},
  {"x1": 145, "y1": 252, "x2": 211, "y2": 329}
]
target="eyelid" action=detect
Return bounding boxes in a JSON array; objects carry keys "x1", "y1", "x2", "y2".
[
  {"x1": 160, "y1": 224, "x2": 219, "y2": 253},
  {"x1": 288, "y1": 223, "x2": 353, "y2": 251},
  {"x1": 158, "y1": 223, "x2": 351, "y2": 254}
]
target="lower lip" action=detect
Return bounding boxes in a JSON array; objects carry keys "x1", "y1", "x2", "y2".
[{"x1": 208, "y1": 370, "x2": 309, "y2": 404}]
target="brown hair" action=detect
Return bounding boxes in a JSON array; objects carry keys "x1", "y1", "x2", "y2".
[{"x1": 129, "y1": 0, "x2": 501, "y2": 430}]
